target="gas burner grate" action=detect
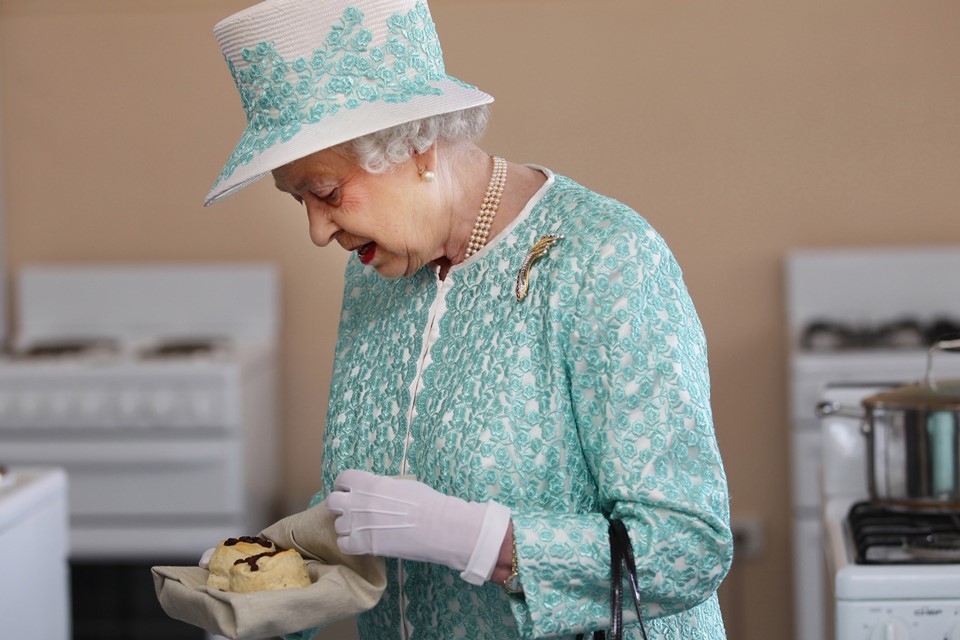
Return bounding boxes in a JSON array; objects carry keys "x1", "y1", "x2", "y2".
[
  {"x1": 848, "y1": 501, "x2": 960, "y2": 564},
  {"x1": 138, "y1": 338, "x2": 226, "y2": 359},
  {"x1": 799, "y1": 316, "x2": 960, "y2": 352},
  {"x1": 13, "y1": 339, "x2": 119, "y2": 359}
]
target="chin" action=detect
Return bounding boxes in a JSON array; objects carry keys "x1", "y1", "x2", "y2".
[
  {"x1": 374, "y1": 259, "x2": 423, "y2": 280},
  {"x1": 370, "y1": 263, "x2": 405, "y2": 279}
]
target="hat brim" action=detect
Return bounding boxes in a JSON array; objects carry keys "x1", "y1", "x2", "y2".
[{"x1": 205, "y1": 77, "x2": 493, "y2": 206}]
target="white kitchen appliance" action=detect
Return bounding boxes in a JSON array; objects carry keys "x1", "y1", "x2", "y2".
[
  {"x1": 0, "y1": 67, "x2": 8, "y2": 347},
  {"x1": 0, "y1": 263, "x2": 279, "y2": 639},
  {"x1": 0, "y1": 466, "x2": 70, "y2": 640},
  {"x1": 787, "y1": 246, "x2": 960, "y2": 640},
  {"x1": 821, "y1": 383, "x2": 960, "y2": 640}
]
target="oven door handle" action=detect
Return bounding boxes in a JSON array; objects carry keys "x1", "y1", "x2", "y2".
[{"x1": 4, "y1": 441, "x2": 237, "y2": 471}]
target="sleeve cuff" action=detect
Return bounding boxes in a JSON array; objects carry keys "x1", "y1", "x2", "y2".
[{"x1": 459, "y1": 500, "x2": 512, "y2": 586}]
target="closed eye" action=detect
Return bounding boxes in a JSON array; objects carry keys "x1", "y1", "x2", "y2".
[{"x1": 317, "y1": 188, "x2": 342, "y2": 206}]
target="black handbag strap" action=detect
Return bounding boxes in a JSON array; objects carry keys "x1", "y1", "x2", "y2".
[
  {"x1": 609, "y1": 520, "x2": 625, "y2": 638},
  {"x1": 609, "y1": 519, "x2": 648, "y2": 640},
  {"x1": 574, "y1": 519, "x2": 648, "y2": 640}
]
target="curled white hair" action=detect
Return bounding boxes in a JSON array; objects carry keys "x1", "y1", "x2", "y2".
[{"x1": 341, "y1": 106, "x2": 489, "y2": 174}]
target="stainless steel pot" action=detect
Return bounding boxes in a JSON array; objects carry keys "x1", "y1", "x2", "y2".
[{"x1": 817, "y1": 339, "x2": 960, "y2": 506}]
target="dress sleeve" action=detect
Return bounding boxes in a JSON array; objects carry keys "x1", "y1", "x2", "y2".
[{"x1": 508, "y1": 223, "x2": 733, "y2": 638}]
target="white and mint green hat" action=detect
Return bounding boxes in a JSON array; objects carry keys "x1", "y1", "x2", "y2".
[{"x1": 205, "y1": 0, "x2": 494, "y2": 205}]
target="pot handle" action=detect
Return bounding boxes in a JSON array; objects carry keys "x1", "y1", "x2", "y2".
[
  {"x1": 815, "y1": 400, "x2": 864, "y2": 420},
  {"x1": 816, "y1": 401, "x2": 871, "y2": 436},
  {"x1": 924, "y1": 338, "x2": 960, "y2": 391}
]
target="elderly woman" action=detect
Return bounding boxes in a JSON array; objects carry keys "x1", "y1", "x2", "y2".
[{"x1": 204, "y1": 0, "x2": 732, "y2": 639}]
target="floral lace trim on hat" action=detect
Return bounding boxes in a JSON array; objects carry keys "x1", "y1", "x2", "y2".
[{"x1": 216, "y1": 3, "x2": 472, "y2": 186}]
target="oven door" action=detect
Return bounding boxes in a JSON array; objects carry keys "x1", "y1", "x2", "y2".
[{"x1": 1, "y1": 433, "x2": 246, "y2": 558}]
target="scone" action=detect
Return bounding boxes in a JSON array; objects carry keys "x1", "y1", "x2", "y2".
[
  {"x1": 227, "y1": 548, "x2": 312, "y2": 593},
  {"x1": 206, "y1": 536, "x2": 277, "y2": 590}
]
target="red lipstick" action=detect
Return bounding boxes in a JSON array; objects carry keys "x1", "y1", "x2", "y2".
[{"x1": 357, "y1": 242, "x2": 376, "y2": 265}]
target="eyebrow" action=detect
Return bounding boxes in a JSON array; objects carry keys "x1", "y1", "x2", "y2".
[
  {"x1": 272, "y1": 176, "x2": 308, "y2": 195},
  {"x1": 271, "y1": 171, "x2": 293, "y2": 193}
]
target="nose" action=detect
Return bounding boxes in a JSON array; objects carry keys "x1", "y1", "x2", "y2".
[{"x1": 304, "y1": 202, "x2": 338, "y2": 247}]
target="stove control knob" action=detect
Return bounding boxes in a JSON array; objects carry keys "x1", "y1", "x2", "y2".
[
  {"x1": 79, "y1": 391, "x2": 106, "y2": 418},
  {"x1": 118, "y1": 390, "x2": 143, "y2": 421},
  {"x1": 18, "y1": 392, "x2": 40, "y2": 421},
  {"x1": 190, "y1": 392, "x2": 216, "y2": 424},
  {"x1": 48, "y1": 391, "x2": 75, "y2": 419},
  {"x1": 869, "y1": 620, "x2": 909, "y2": 640}
]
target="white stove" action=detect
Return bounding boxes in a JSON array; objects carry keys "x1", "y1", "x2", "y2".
[
  {"x1": 821, "y1": 386, "x2": 960, "y2": 640},
  {"x1": 823, "y1": 498, "x2": 960, "y2": 639},
  {"x1": 0, "y1": 263, "x2": 281, "y2": 638},
  {"x1": 787, "y1": 245, "x2": 960, "y2": 640},
  {"x1": 0, "y1": 263, "x2": 280, "y2": 560}
]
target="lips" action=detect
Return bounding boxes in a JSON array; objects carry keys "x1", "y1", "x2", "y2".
[{"x1": 356, "y1": 242, "x2": 376, "y2": 265}]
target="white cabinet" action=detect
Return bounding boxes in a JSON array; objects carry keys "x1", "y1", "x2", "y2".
[{"x1": 0, "y1": 467, "x2": 70, "y2": 640}]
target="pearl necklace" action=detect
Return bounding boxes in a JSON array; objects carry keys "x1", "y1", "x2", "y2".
[{"x1": 464, "y1": 155, "x2": 508, "y2": 259}]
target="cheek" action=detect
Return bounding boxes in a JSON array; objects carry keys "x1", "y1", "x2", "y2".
[
  {"x1": 339, "y1": 184, "x2": 391, "y2": 220},
  {"x1": 347, "y1": 185, "x2": 413, "y2": 232}
]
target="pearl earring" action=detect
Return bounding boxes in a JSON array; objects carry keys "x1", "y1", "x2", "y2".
[{"x1": 419, "y1": 168, "x2": 436, "y2": 183}]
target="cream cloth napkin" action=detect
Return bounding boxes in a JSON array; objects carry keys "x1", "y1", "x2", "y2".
[{"x1": 152, "y1": 502, "x2": 387, "y2": 640}]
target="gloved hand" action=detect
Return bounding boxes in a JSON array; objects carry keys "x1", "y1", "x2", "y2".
[
  {"x1": 325, "y1": 469, "x2": 511, "y2": 585},
  {"x1": 258, "y1": 500, "x2": 385, "y2": 583}
]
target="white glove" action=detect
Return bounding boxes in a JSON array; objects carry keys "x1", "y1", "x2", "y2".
[{"x1": 325, "y1": 469, "x2": 511, "y2": 585}]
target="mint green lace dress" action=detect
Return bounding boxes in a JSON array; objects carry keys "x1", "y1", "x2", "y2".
[{"x1": 298, "y1": 169, "x2": 732, "y2": 640}]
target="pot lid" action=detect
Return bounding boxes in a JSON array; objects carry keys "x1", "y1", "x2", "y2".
[{"x1": 864, "y1": 381, "x2": 960, "y2": 411}]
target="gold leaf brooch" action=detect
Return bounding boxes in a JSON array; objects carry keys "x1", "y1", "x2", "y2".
[{"x1": 515, "y1": 234, "x2": 565, "y2": 302}]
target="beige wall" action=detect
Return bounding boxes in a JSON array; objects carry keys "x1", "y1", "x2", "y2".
[{"x1": 3, "y1": 1, "x2": 960, "y2": 638}]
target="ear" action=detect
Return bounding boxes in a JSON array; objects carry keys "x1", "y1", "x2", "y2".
[
  {"x1": 414, "y1": 143, "x2": 439, "y2": 173},
  {"x1": 413, "y1": 144, "x2": 439, "y2": 183}
]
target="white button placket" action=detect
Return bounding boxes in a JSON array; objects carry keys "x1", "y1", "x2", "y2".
[{"x1": 397, "y1": 271, "x2": 453, "y2": 640}]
